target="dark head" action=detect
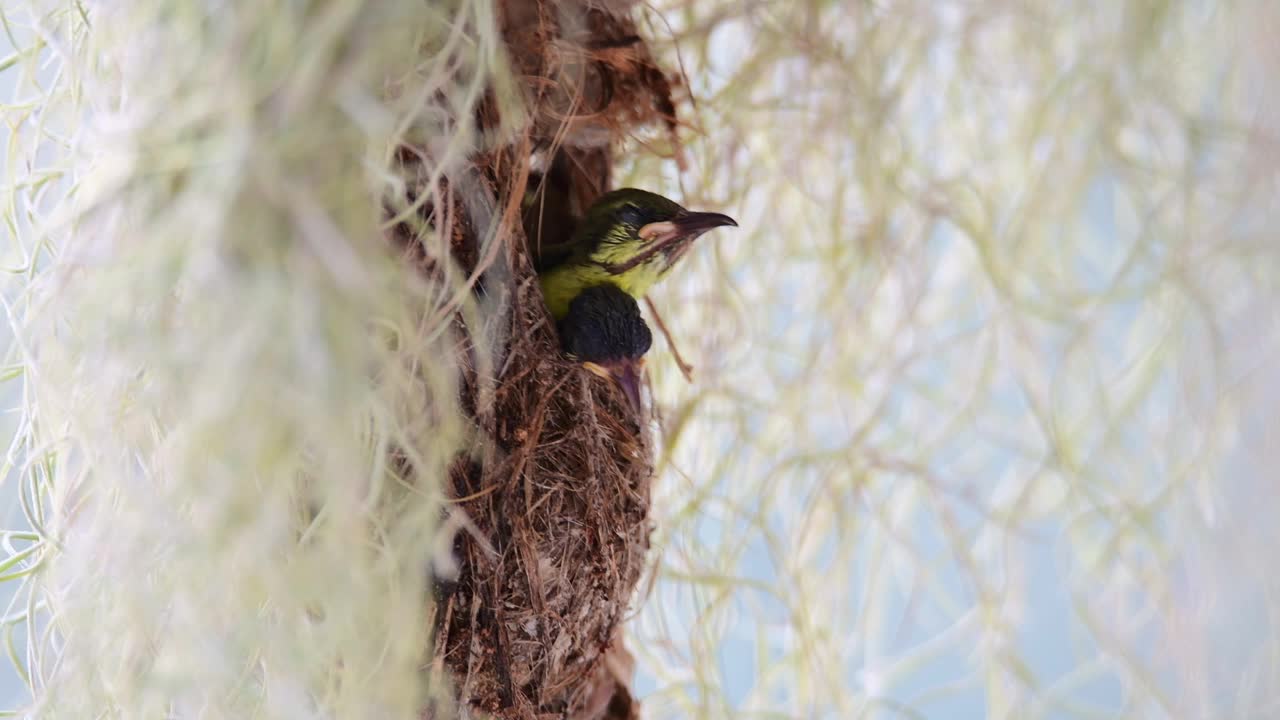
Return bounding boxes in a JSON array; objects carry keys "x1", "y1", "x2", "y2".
[
  {"x1": 576, "y1": 188, "x2": 738, "y2": 279},
  {"x1": 559, "y1": 284, "x2": 653, "y2": 413}
]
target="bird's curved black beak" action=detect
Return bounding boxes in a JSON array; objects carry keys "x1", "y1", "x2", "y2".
[
  {"x1": 673, "y1": 211, "x2": 738, "y2": 236},
  {"x1": 584, "y1": 359, "x2": 645, "y2": 414},
  {"x1": 638, "y1": 211, "x2": 738, "y2": 245}
]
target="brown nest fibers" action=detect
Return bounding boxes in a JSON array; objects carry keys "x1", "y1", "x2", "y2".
[{"x1": 391, "y1": 1, "x2": 684, "y2": 718}]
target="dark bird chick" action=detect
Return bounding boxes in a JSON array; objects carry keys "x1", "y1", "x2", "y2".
[{"x1": 559, "y1": 284, "x2": 653, "y2": 413}]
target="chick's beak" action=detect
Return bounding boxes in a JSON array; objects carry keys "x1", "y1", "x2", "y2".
[
  {"x1": 673, "y1": 210, "x2": 738, "y2": 235},
  {"x1": 638, "y1": 211, "x2": 737, "y2": 244},
  {"x1": 583, "y1": 359, "x2": 645, "y2": 414}
]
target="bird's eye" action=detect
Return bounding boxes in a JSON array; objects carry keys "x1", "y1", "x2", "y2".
[{"x1": 618, "y1": 204, "x2": 644, "y2": 226}]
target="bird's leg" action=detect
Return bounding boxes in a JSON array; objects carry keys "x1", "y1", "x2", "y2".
[{"x1": 644, "y1": 297, "x2": 694, "y2": 383}]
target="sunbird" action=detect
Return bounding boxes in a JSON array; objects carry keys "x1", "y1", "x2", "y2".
[
  {"x1": 537, "y1": 189, "x2": 738, "y2": 319},
  {"x1": 558, "y1": 284, "x2": 653, "y2": 413}
]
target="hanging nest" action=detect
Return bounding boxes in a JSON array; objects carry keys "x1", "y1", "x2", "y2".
[{"x1": 390, "y1": 1, "x2": 682, "y2": 718}]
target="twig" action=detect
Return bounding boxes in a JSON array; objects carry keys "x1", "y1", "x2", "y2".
[{"x1": 643, "y1": 297, "x2": 693, "y2": 382}]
